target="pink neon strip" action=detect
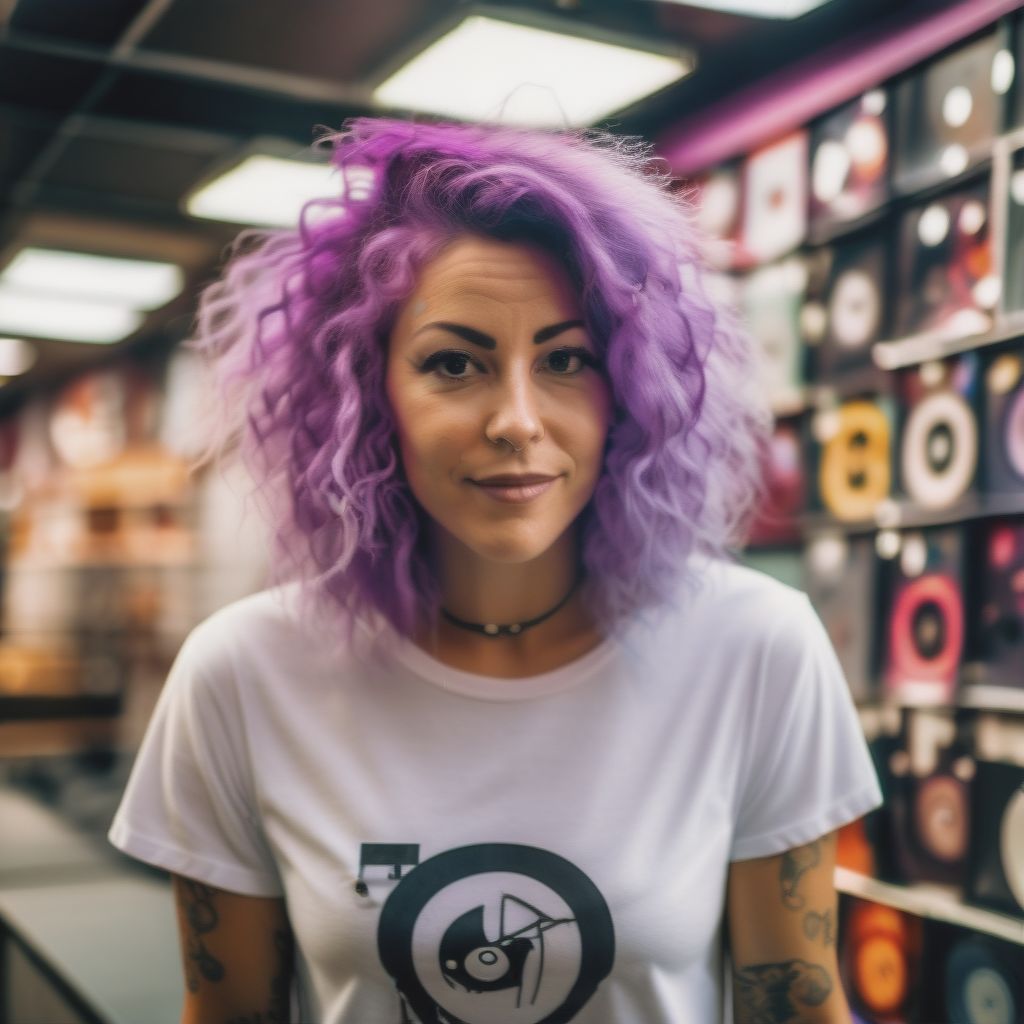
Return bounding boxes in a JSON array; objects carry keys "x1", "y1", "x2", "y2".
[{"x1": 657, "y1": 0, "x2": 1022, "y2": 175}]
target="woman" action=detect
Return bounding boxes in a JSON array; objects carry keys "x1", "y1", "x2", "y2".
[{"x1": 109, "y1": 117, "x2": 883, "y2": 1024}]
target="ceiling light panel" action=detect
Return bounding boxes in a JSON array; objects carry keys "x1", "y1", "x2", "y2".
[
  {"x1": 0, "y1": 286, "x2": 143, "y2": 344},
  {"x1": 1, "y1": 249, "x2": 184, "y2": 311},
  {"x1": 185, "y1": 155, "x2": 342, "y2": 227},
  {"x1": 657, "y1": 0, "x2": 832, "y2": 17},
  {"x1": 373, "y1": 15, "x2": 693, "y2": 127}
]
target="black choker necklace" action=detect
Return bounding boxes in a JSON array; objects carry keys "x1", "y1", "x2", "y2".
[{"x1": 440, "y1": 572, "x2": 583, "y2": 639}]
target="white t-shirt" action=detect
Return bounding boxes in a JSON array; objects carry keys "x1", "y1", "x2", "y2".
[{"x1": 108, "y1": 556, "x2": 883, "y2": 1024}]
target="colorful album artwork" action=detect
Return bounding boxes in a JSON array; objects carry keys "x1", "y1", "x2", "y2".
[
  {"x1": 983, "y1": 348, "x2": 1024, "y2": 495},
  {"x1": 977, "y1": 518, "x2": 1024, "y2": 692},
  {"x1": 748, "y1": 418, "x2": 805, "y2": 546},
  {"x1": 966, "y1": 753, "x2": 1024, "y2": 918},
  {"x1": 740, "y1": 130, "x2": 808, "y2": 265},
  {"x1": 813, "y1": 397, "x2": 893, "y2": 521},
  {"x1": 941, "y1": 933, "x2": 1023, "y2": 1024},
  {"x1": 883, "y1": 527, "x2": 966, "y2": 704},
  {"x1": 839, "y1": 898, "x2": 922, "y2": 1024},
  {"x1": 885, "y1": 708, "x2": 974, "y2": 888},
  {"x1": 893, "y1": 29, "x2": 1012, "y2": 193},
  {"x1": 893, "y1": 177, "x2": 996, "y2": 340},
  {"x1": 810, "y1": 89, "x2": 889, "y2": 228},
  {"x1": 804, "y1": 231, "x2": 888, "y2": 380},
  {"x1": 897, "y1": 354, "x2": 980, "y2": 511},
  {"x1": 803, "y1": 533, "x2": 877, "y2": 702},
  {"x1": 740, "y1": 258, "x2": 806, "y2": 408},
  {"x1": 915, "y1": 923, "x2": 1024, "y2": 1024}
]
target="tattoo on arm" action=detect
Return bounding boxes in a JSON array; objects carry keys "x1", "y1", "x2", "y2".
[
  {"x1": 735, "y1": 959, "x2": 832, "y2": 1024},
  {"x1": 177, "y1": 880, "x2": 225, "y2": 991},
  {"x1": 802, "y1": 908, "x2": 836, "y2": 947},
  {"x1": 779, "y1": 840, "x2": 821, "y2": 911},
  {"x1": 268, "y1": 927, "x2": 295, "y2": 1022}
]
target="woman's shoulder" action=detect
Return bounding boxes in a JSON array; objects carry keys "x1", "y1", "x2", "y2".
[
  {"x1": 180, "y1": 582, "x2": 314, "y2": 673},
  {"x1": 681, "y1": 553, "x2": 810, "y2": 625}
]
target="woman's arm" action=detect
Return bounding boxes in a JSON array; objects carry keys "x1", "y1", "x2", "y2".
[
  {"x1": 171, "y1": 874, "x2": 295, "y2": 1024},
  {"x1": 726, "y1": 831, "x2": 851, "y2": 1024}
]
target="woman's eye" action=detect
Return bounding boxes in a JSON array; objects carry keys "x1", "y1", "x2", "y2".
[{"x1": 419, "y1": 347, "x2": 599, "y2": 381}]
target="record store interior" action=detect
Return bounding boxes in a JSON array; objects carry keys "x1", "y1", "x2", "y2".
[{"x1": 1, "y1": 0, "x2": 1024, "y2": 1021}]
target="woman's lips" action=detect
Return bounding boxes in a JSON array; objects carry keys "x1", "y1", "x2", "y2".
[{"x1": 470, "y1": 478, "x2": 557, "y2": 503}]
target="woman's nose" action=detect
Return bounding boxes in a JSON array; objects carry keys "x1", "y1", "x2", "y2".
[{"x1": 484, "y1": 367, "x2": 545, "y2": 448}]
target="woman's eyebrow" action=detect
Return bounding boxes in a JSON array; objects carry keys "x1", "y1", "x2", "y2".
[{"x1": 412, "y1": 319, "x2": 586, "y2": 350}]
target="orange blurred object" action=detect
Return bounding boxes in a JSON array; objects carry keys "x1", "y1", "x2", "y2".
[
  {"x1": 842, "y1": 900, "x2": 922, "y2": 1022},
  {"x1": 836, "y1": 817, "x2": 876, "y2": 875}
]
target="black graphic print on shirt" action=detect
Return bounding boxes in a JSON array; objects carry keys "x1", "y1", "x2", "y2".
[{"x1": 360, "y1": 842, "x2": 615, "y2": 1024}]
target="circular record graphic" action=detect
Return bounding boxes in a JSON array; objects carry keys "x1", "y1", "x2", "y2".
[
  {"x1": 945, "y1": 935, "x2": 1021, "y2": 1024},
  {"x1": 889, "y1": 573, "x2": 964, "y2": 685},
  {"x1": 377, "y1": 844, "x2": 614, "y2": 1024},
  {"x1": 847, "y1": 904, "x2": 910, "y2": 1017},
  {"x1": 829, "y1": 267, "x2": 882, "y2": 351},
  {"x1": 820, "y1": 401, "x2": 891, "y2": 520},
  {"x1": 901, "y1": 391, "x2": 978, "y2": 508},
  {"x1": 913, "y1": 774, "x2": 968, "y2": 864}
]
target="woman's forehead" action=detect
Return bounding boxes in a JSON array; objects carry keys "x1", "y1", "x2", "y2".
[{"x1": 406, "y1": 235, "x2": 579, "y2": 312}]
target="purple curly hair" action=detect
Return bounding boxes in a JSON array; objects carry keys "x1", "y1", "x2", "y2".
[{"x1": 190, "y1": 117, "x2": 772, "y2": 650}]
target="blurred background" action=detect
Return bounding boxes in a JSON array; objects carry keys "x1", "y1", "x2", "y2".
[{"x1": 0, "y1": 0, "x2": 1022, "y2": 1021}]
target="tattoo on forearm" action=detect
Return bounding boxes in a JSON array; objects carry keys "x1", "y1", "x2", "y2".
[
  {"x1": 802, "y1": 908, "x2": 836, "y2": 947},
  {"x1": 735, "y1": 959, "x2": 833, "y2": 1023},
  {"x1": 268, "y1": 927, "x2": 295, "y2": 1022},
  {"x1": 779, "y1": 840, "x2": 821, "y2": 910},
  {"x1": 177, "y1": 880, "x2": 225, "y2": 991}
]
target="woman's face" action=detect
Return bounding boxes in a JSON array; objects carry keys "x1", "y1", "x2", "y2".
[{"x1": 385, "y1": 234, "x2": 614, "y2": 567}]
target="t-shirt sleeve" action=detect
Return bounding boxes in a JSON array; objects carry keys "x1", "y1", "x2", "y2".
[
  {"x1": 107, "y1": 628, "x2": 283, "y2": 896},
  {"x1": 729, "y1": 590, "x2": 884, "y2": 862}
]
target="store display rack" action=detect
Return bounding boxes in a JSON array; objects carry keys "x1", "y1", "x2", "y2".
[{"x1": 836, "y1": 867, "x2": 1024, "y2": 946}]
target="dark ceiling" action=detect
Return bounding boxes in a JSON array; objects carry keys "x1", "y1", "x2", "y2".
[{"x1": 0, "y1": 0, "x2": 970, "y2": 407}]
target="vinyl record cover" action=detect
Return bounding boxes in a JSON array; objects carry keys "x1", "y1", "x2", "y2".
[
  {"x1": 893, "y1": 177, "x2": 996, "y2": 341},
  {"x1": 977, "y1": 518, "x2": 1024, "y2": 693},
  {"x1": 813, "y1": 397, "x2": 893, "y2": 521},
  {"x1": 839, "y1": 897, "x2": 922, "y2": 1024},
  {"x1": 896, "y1": 354, "x2": 980, "y2": 511},
  {"x1": 807, "y1": 231, "x2": 889, "y2": 381},
  {"x1": 965, "y1": 756, "x2": 1024, "y2": 918},
  {"x1": 893, "y1": 30, "x2": 1010, "y2": 193},
  {"x1": 982, "y1": 348, "x2": 1024, "y2": 496},
  {"x1": 810, "y1": 88, "x2": 889, "y2": 229},
  {"x1": 741, "y1": 131, "x2": 808, "y2": 265},
  {"x1": 882, "y1": 527, "x2": 966, "y2": 704}
]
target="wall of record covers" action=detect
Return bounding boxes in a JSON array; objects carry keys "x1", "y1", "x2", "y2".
[{"x1": 686, "y1": 13, "x2": 1024, "y2": 1019}]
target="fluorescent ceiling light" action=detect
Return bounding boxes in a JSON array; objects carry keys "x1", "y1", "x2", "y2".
[
  {"x1": 657, "y1": 0, "x2": 832, "y2": 17},
  {"x1": 186, "y1": 155, "x2": 342, "y2": 227},
  {"x1": 0, "y1": 286, "x2": 142, "y2": 344},
  {"x1": 2, "y1": 248, "x2": 184, "y2": 311},
  {"x1": 0, "y1": 337, "x2": 37, "y2": 375},
  {"x1": 373, "y1": 14, "x2": 693, "y2": 127}
]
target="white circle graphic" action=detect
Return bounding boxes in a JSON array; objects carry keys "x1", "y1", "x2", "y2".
[
  {"x1": 410, "y1": 871, "x2": 581, "y2": 1024},
  {"x1": 901, "y1": 391, "x2": 977, "y2": 508}
]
